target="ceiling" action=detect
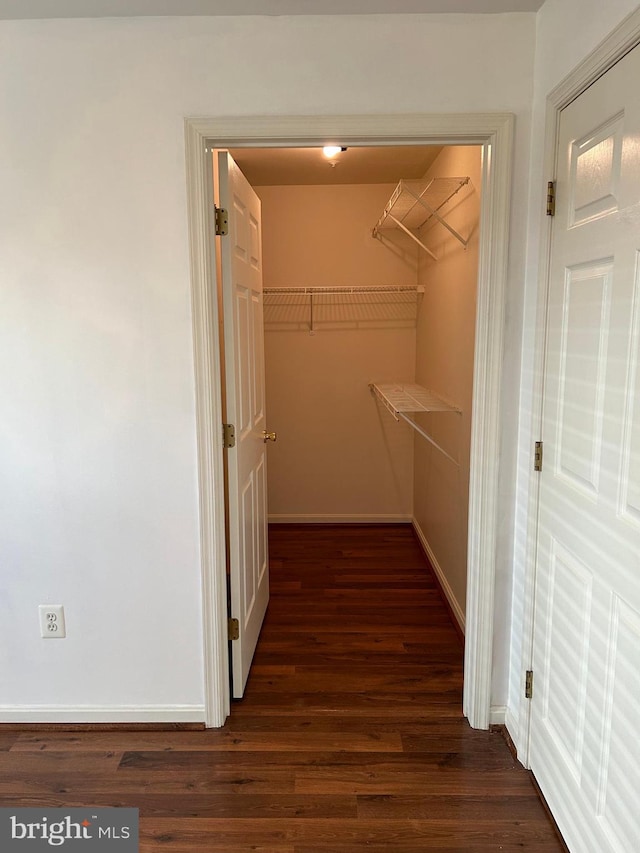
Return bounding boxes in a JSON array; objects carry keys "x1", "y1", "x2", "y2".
[
  {"x1": 0, "y1": 1, "x2": 546, "y2": 20},
  {"x1": 228, "y1": 145, "x2": 443, "y2": 186}
]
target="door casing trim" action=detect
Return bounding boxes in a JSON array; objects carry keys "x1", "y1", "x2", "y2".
[
  {"x1": 518, "y1": 6, "x2": 640, "y2": 767},
  {"x1": 184, "y1": 112, "x2": 514, "y2": 728}
]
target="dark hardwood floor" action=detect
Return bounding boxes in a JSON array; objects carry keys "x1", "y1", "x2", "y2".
[{"x1": 1, "y1": 524, "x2": 566, "y2": 852}]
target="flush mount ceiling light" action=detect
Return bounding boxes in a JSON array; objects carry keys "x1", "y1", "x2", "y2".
[{"x1": 322, "y1": 146, "x2": 347, "y2": 158}]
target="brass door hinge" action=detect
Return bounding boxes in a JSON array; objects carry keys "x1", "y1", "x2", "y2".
[
  {"x1": 215, "y1": 206, "x2": 229, "y2": 236},
  {"x1": 534, "y1": 441, "x2": 543, "y2": 472},
  {"x1": 223, "y1": 423, "x2": 236, "y2": 449},
  {"x1": 546, "y1": 181, "x2": 556, "y2": 216},
  {"x1": 525, "y1": 670, "x2": 534, "y2": 699},
  {"x1": 228, "y1": 617, "x2": 239, "y2": 641}
]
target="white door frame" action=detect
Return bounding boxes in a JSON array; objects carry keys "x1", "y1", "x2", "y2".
[
  {"x1": 184, "y1": 113, "x2": 514, "y2": 728},
  {"x1": 518, "y1": 8, "x2": 640, "y2": 767}
]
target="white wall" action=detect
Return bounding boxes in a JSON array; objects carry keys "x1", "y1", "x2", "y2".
[
  {"x1": 0, "y1": 13, "x2": 535, "y2": 720},
  {"x1": 258, "y1": 183, "x2": 416, "y2": 522},
  {"x1": 507, "y1": 0, "x2": 640, "y2": 748},
  {"x1": 413, "y1": 146, "x2": 481, "y2": 629}
]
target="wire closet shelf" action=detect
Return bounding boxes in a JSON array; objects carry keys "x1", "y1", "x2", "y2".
[
  {"x1": 370, "y1": 382, "x2": 461, "y2": 466},
  {"x1": 262, "y1": 285, "x2": 423, "y2": 295},
  {"x1": 263, "y1": 285, "x2": 424, "y2": 332}
]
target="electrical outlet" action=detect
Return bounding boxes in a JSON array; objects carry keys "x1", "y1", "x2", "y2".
[{"x1": 39, "y1": 605, "x2": 66, "y2": 639}]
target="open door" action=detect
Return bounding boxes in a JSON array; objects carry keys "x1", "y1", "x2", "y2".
[{"x1": 218, "y1": 151, "x2": 270, "y2": 698}]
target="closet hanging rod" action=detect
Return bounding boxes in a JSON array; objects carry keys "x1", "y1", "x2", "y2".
[{"x1": 263, "y1": 285, "x2": 424, "y2": 295}]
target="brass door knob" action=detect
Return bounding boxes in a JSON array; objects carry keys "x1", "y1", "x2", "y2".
[{"x1": 262, "y1": 430, "x2": 277, "y2": 443}]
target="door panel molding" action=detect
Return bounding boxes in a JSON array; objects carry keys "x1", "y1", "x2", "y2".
[
  {"x1": 185, "y1": 112, "x2": 514, "y2": 728},
  {"x1": 519, "y1": 5, "x2": 640, "y2": 768},
  {"x1": 618, "y1": 251, "x2": 640, "y2": 526}
]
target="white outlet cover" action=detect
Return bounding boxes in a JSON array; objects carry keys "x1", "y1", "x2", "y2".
[{"x1": 38, "y1": 604, "x2": 66, "y2": 638}]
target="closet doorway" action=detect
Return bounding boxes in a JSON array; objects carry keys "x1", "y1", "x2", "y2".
[
  {"x1": 223, "y1": 142, "x2": 482, "y2": 693},
  {"x1": 185, "y1": 112, "x2": 514, "y2": 729}
]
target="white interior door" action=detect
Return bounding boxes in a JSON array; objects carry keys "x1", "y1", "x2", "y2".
[
  {"x1": 531, "y1": 45, "x2": 640, "y2": 852},
  {"x1": 218, "y1": 151, "x2": 269, "y2": 699}
]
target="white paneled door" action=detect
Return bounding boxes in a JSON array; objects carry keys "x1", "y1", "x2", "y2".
[
  {"x1": 531, "y1": 46, "x2": 640, "y2": 852},
  {"x1": 218, "y1": 151, "x2": 269, "y2": 698}
]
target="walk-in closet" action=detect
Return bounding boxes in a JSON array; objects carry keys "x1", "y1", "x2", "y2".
[{"x1": 227, "y1": 143, "x2": 481, "y2": 634}]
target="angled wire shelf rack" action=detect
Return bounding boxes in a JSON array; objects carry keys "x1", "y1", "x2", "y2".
[{"x1": 372, "y1": 176, "x2": 472, "y2": 260}]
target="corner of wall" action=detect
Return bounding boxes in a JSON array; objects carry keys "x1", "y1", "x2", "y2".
[{"x1": 412, "y1": 517, "x2": 465, "y2": 635}]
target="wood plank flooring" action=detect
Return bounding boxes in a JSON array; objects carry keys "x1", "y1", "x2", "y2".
[{"x1": 0, "y1": 524, "x2": 566, "y2": 852}]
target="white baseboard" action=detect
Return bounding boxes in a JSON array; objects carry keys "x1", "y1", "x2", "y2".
[
  {"x1": 505, "y1": 705, "x2": 521, "y2": 760},
  {"x1": 490, "y1": 705, "x2": 507, "y2": 726},
  {"x1": 411, "y1": 519, "x2": 466, "y2": 634},
  {"x1": 0, "y1": 705, "x2": 206, "y2": 724},
  {"x1": 268, "y1": 514, "x2": 413, "y2": 524}
]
